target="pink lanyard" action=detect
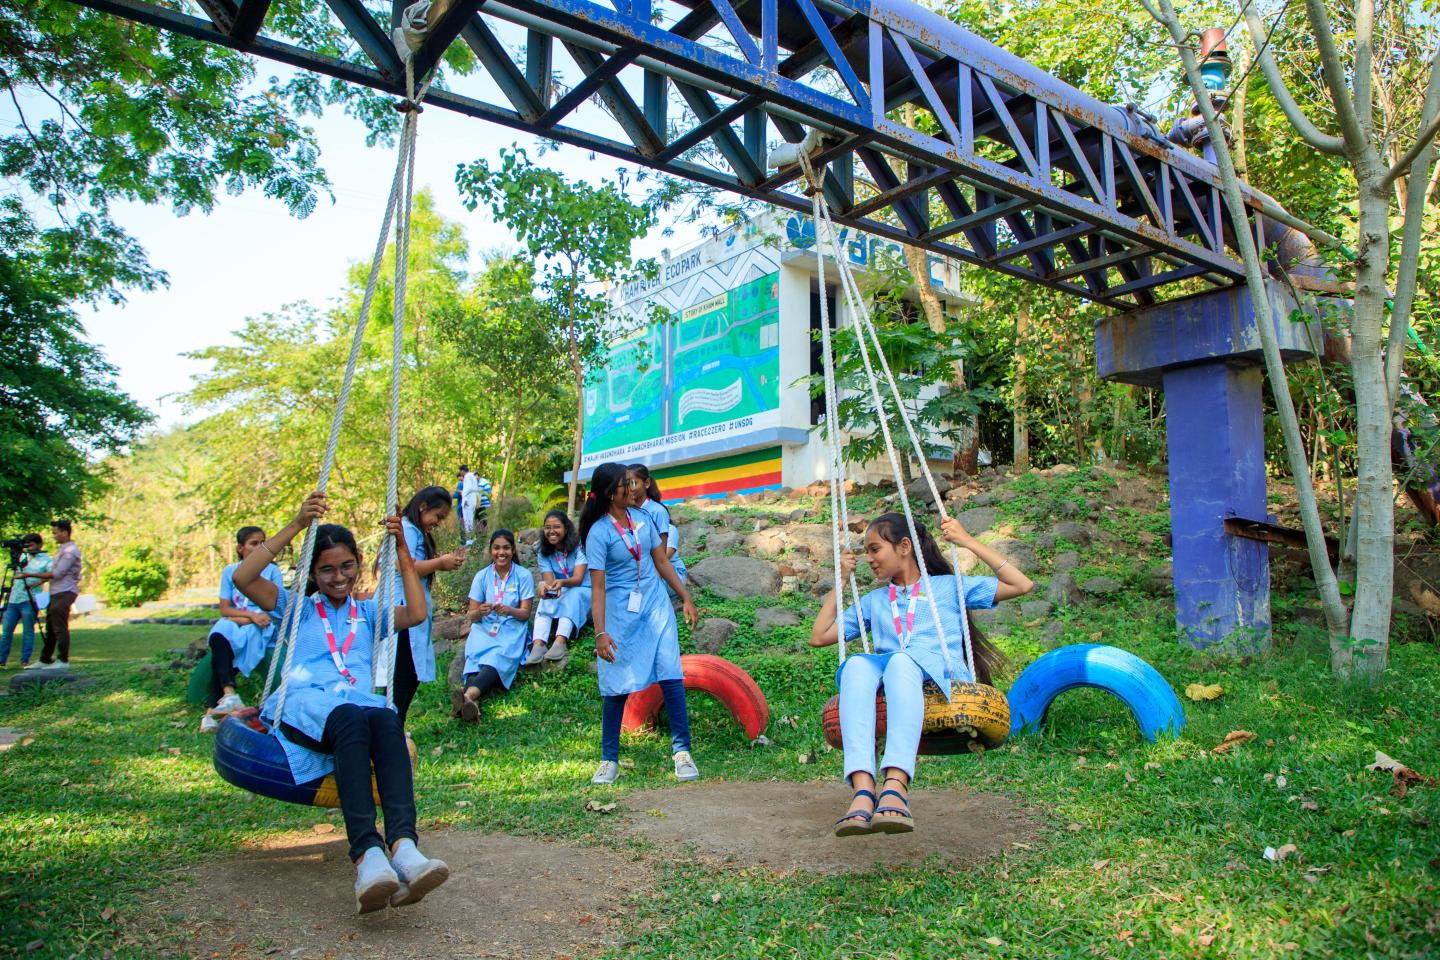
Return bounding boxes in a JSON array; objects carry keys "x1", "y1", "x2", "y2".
[
  {"x1": 488, "y1": 568, "x2": 510, "y2": 635},
  {"x1": 316, "y1": 596, "x2": 360, "y2": 684},
  {"x1": 888, "y1": 582, "x2": 920, "y2": 648},
  {"x1": 612, "y1": 514, "x2": 642, "y2": 576},
  {"x1": 557, "y1": 550, "x2": 571, "y2": 578}
]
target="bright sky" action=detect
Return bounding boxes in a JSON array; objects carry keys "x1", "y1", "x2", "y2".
[{"x1": 36, "y1": 73, "x2": 705, "y2": 429}]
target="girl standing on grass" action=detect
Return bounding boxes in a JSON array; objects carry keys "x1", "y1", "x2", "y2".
[
  {"x1": 454, "y1": 528, "x2": 535, "y2": 723},
  {"x1": 389, "y1": 486, "x2": 468, "y2": 724},
  {"x1": 234, "y1": 492, "x2": 449, "y2": 913},
  {"x1": 526, "y1": 509, "x2": 589, "y2": 666},
  {"x1": 580, "y1": 462, "x2": 699, "y2": 786},
  {"x1": 809, "y1": 513, "x2": 1032, "y2": 837},
  {"x1": 200, "y1": 526, "x2": 286, "y2": 732}
]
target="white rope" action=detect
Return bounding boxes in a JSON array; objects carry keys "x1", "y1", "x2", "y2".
[{"x1": 800, "y1": 150, "x2": 977, "y2": 683}]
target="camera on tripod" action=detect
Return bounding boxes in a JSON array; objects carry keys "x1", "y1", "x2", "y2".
[{"x1": 2, "y1": 536, "x2": 26, "y2": 568}]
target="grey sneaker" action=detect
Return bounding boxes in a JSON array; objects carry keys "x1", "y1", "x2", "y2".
[
  {"x1": 544, "y1": 639, "x2": 570, "y2": 661},
  {"x1": 523, "y1": 644, "x2": 546, "y2": 667},
  {"x1": 673, "y1": 750, "x2": 700, "y2": 782},
  {"x1": 590, "y1": 760, "x2": 620, "y2": 785}
]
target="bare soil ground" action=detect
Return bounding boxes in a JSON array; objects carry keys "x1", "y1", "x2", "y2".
[
  {"x1": 150, "y1": 831, "x2": 652, "y2": 960},
  {"x1": 616, "y1": 780, "x2": 1042, "y2": 875}
]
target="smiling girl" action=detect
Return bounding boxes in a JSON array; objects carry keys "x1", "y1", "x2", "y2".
[
  {"x1": 200, "y1": 526, "x2": 286, "y2": 732},
  {"x1": 809, "y1": 513, "x2": 1032, "y2": 836},
  {"x1": 455, "y1": 528, "x2": 535, "y2": 723},
  {"x1": 527, "y1": 509, "x2": 589, "y2": 665},
  {"x1": 389, "y1": 486, "x2": 467, "y2": 723},
  {"x1": 232, "y1": 491, "x2": 449, "y2": 913}
]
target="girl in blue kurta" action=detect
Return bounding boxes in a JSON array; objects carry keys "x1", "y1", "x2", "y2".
[
  {"x1": 455, "y1": 529, "x2": 535, "y2": 723},
  {"x1": 389, "y1": 486, "x2": 468, "y2": 724},
  {"x1": 580, "y1": 462, "x2": 699, "y2": 785},
  {"x1": 200, "y1": 526, "x2": 287, "y2": 732},
  {"x1": 810, "y1": 513, "x2": 1033, "y2": 836},
  {"x1": 527, "y1": 509, "x2": 590, "y2": 665},
  {"x1": 233, "y1": 492, "x2": 449, "y2": 914}
]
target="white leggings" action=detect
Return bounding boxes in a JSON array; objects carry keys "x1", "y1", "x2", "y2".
[
  {"x1": 838, "y1": 652, "x2": 925, "y2": 783},
  {"x1": 532, "y1": 614, "x2": 576, "y2": 643}
]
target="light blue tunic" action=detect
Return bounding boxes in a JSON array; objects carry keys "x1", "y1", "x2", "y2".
[
  {"x1": 584, "y1": 507, "x2": 682, "y2": 697},
  {"x1": 209, "y1": 562, "x2": 287, "y2": 677},
  {"x1": 260, "y1": 590, "x2": 391, "y2": 782},
  {"x1": 838, "y1": 575, "x2": 998, "y2": 697},
  {"x1": 390, "y1": 517, "x2": 436, "y2": 683},
  {"x1": 536, "y1": 546, "x2": 591, "y2": 626},
  {"x1": 462, "y1": 564, "x2": 536, "y2": 690},
  {"x1": 667, "y1": 523, "x2": 688, "y2": 583}
]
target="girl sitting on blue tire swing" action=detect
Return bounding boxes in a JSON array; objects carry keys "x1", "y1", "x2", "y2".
[
  {"x1": 809, "y1": 512, "x2": 1033, "y2": 836},
  {"x1": 233, "y1": 491, "x2": 450, "y2": 913}
]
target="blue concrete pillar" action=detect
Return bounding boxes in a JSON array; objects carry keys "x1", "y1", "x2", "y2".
[{"x1": 1162, "y1": 362, "x2": 1270, "y2": 648}]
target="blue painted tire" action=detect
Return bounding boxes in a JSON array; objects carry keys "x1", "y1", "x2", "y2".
[
  {"x1": 1006, "y1": 644, "x2": 1186, "y2": 742},
  {"x1": 212, "y1": 716, "x2": 341, "y2": 807}
]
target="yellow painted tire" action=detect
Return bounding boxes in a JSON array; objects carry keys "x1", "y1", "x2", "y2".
[{"x1": 821, "y1": 681, "x2": 1010, "y2": 755}]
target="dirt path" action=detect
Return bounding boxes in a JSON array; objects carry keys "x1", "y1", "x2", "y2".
[
  {"x1": 617, "y1": 780, "x2": 1042, "y2": 875},
  {"x1": 153, "y1": 831, "x2": 651, "y2": 960}
]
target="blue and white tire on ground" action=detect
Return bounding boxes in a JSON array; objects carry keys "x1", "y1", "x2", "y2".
[{"x1": 1007, "y1": 644, "x2": 1186, "y2": 742}]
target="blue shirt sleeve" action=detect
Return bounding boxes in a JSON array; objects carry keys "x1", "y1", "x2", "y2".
[
  {"x1": 840, "y1": 594, "x2": 870, "y2": 640},
  {"x1": 270, "y1": 588, "x2": 291, "y2": 620},
  {"x1": 959, "y1": 575, "x2": 999, "y2": 610},
  {"x1": 264, "y1": 563, "x2": 286, "y2": 590},
  {"x1": 219, "y1": 564, "x2": 235, "y2": 603},
  {"x1": 517, "y1": 568, "x2": 536, "y2": 602},
  {"x1": 468, "y1": 569, "x2": 487, "y2": 604},
  {"x1": 583, "y1": 526, "x2": 609, "y2": 573},
  {"x1": 403, "y1": 519, "x2": 427, "y2": 562}
]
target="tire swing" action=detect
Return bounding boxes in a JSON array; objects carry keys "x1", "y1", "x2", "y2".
[
  {"x1": 211, "y1": 15, "x2": 433, "y2": 808},
  {"x1": 781, "y1": 143, "x2": 1010, "y2": 754},
  {"x1": 622, "y1": 653, "x2": 770, "y2": 740}
]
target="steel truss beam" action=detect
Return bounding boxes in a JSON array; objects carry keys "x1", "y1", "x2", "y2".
[{"x1": 68, "y1": 0, "x2": 1277, "y2": 306}]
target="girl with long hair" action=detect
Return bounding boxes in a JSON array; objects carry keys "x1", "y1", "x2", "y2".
[
  {"x1": 233, "y1": 492, "x2": 449, "y2": 913},
  {"x1": 626, "y1": 463, "x2": 687, "y2": 583},
  {"x1": 388, "y1": 485, "x2": 467, "y2": 723},
  {"x1": 455, "y1": 528, "x2": 535, "y2": 723},
  {"x1": 809, "y1": 513, "x2": 1032, "y2": 836},
  {"x1": 200, "y1": 526, "x2": 286, "y2": 732},
  {"x1": 579, "y1": 462, "x2": 699, "y2": 785},
  {"x1": 527, "y1": 509, "x2": 589, "y2": 665}
]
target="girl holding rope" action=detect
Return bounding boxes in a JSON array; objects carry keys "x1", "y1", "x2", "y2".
[
  {"x1": 234, "y1": 491, "x2": 449, "y2": 913},
  {"x1": 809, "y1": 513, "x2": 1032, "y2": 836}
]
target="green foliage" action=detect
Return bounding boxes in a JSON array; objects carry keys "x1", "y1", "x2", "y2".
[{"x1": 99, "y1": 545, "x2": 169, "y2": 607}]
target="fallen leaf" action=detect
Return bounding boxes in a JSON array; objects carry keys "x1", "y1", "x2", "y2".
[
  {"x1": 1144, "y1": 761, "x2": 1162, "y2": 771},
  {"x1": 797, "y1": 750, "x2": 817, "y2": 765},
  {"x1": 1211, "y1": 730, "x2": 1256, "y2": 754},
  {"x1": 101, "y1": 907, "x2": 114, "y2": 921},
  {"x1": 167, "y1": 747, "x2": 182, "y2": 756},
  {"x1": 584, "y1": 800, "x2": 617, "y2": 814},
  {"x1": 1276, "y1": 775, "x2": 1288, "y2": 789},
  {"x1": 750, "y1": 735, "x2": 773, "y2": 747},
  {"x1": 1186, "y1": 683, "x2": 1224, "y2": 702},
  {"x1": 311, "y1": 823, "x2": 335, "y2": 834},
  {"x1": 20, "y1": 737, "x2": 35, "y2": 747},
  {"x1": 430, "y1": 746, "x2": 443, "y2": 757},
  {"x1": 1281, "y1": 943, "x2": 1300, "y2": 951},
  {"x1": 1088, "y1": 631, "x2": 1103, "y2": 641},
  {"x1": 455, "y1": 800, "x2": 471, "y2": 808},
  {"x1": 1367, "y1": 751, "x2": 1436, "y2": 799},
  {"x1": 1117, "y1": 930, "x2": 1134, "y2": 943},
  {"x1": 1198, "y1": 934, "x2": 1216, "y2": 947},
  {"x1": 1067, "y1": 822, "x2": 1084, "y2": 832},
  {"x1": 1092, "y1": 859, "x2": 1111, "y2": 871},
  {"x1": 710, "y1": 892, "x2": 722, "y2": 903},
  {"x1": 1264, "y1": 843, "x2": 1298, "y2": 862},
  {"x1": 1125, "y1": 772, "x2": 1137, "y2": 783},
  {"x1": 984, "y1": 936, "x2": 1004, "y2": 947},
  {"x1": 1301, "y1": 800, "x2": 1319, "y2": 812},
  {"x1": 1075, "y1": 755, "x2": 1088, "y2": 766}
]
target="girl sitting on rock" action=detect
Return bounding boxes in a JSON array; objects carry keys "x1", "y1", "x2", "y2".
[
  {"x1": 526, "y1": 509, "x2": 589, "y2": 665},
  {"x1": 809, "y1": 513, "x2": 1032, "y2": 836},
  {"x1": 455, "y1": 528, "x2": 534, "y2": 723}
]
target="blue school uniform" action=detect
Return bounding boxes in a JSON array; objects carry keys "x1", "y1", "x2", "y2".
[
  {"x1": 838, "y1": 575, "x2": 999, "y2": 694},
  {"x1": 667, "y1": 523, "x2": 688, "y2": 583},
  {"x1": 210, "y1": 561, "x2": 287, "y2": 677},
  {"x1": 584, "y1": 507, "x2": 682, "y2": 697},
  {"x1": 463, "y1": 564, "x2": 536, "y2": 689},
  {"x1": 536, "y1": 546, "x2": 591, "y2": 627},
  {"x1": 389, "y1": 517, "x2": 436, "y2": 683},
  {"x1": 260, "y1": 590, "x2": 390, "y2": 782}
]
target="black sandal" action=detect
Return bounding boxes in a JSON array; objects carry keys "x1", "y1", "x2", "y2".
[
  {"x1": 833, "y1": 788, "x2": 878, "y2": 837},
  {"x1": 872, "y1": 777, "x2": 914, "y2": 834}
]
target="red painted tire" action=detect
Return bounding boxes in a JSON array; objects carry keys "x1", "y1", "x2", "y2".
[{"x1": 621, "y1": 654, "x2": 769, "y2": 740}]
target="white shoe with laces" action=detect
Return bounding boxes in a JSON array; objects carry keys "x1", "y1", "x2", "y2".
[
  {"x1": 215, "y1": 693, "x2": 245, "y2": 713},
  {"x1": 590, "y1": 760, "x2": 620, "y2": 785},
  {"x1": 199, "y1": 715, "x2": 220, "y2": 734},
  {"x1": 673, "y1": 751, "x2": 700, "y2": 782},
  {"x1": 389, "y1": 838, "x2": 450, "y2": 907},
  {"x1": 354, "y1": 847, "x2": 401, "y2": 914}
]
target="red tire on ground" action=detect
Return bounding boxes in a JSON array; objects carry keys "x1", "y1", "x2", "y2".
[{"x1": 621, "y1": 653, "x2": 770, "y2": 740}]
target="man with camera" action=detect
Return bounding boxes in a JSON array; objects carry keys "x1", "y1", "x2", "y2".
[
  {"x1": 1, "y1": 533, "x2": 51, "y2": 668},
  {"x1": 22, "y1": 520, "x2": 82, "y2": 669}
]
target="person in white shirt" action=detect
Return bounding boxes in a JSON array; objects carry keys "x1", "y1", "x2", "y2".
[{"x1": 458, "y1": 464, "x2": 479, "y2": 541}]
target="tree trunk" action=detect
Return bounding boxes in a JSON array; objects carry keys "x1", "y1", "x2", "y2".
[
  {"x1": 567, "y1": 318, "x2": 585, "y2": 515},
  {"x1": 1013, "y1": 298, "x2": 1031, "y2": 470},
  {"x1": 495, "y1": 400, "x2": 523, "y2": 510}
]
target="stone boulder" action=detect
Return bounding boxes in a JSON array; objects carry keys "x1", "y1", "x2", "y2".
[
  {"x1": 990, "y1": 539, "x2": 1038, "y2": 572},
  {"x1": 433, "y1": 614, "x2": 471, "y2": 641},
  {"x1": 743, "y1": 530, "x2": 787, "y2": 558},
  {"x1": 955, "y1": 506, "x2": 998, "y2": 536},
  {"x1": 1052, "y1": 551, "x2": 1082, "y2": 572},
  {"x1": 754, "y1": 607, "x2": 802, "y2": 635},
  {"x1": 1052, "y1": 521, "x2": 1091, "y2": 546},
  {"x1": 705, "y1": 530, "x2": 742, "y2": 553},
  {"x1": 1080, "y1": 576, "x2": 1123, "y2": 596},
  {"x1": 1045, "y1": 571, "x2": 1084, "y2": 607},
  {"x1": 691, "y1": 617, "x2": 739, "y2": 654},
  {"x1": 9, "y1": 670, "x2": 95, "y2": 694},
  {"x1": 1146, "y1": 563, "x2": 1173, "y2": 595},
  {"x1": 689, "y1": 556, "x2": 783, "y2": 599},
  {"x1": 1019, "y1": 599, "x2": 1053, "y2": 621}
]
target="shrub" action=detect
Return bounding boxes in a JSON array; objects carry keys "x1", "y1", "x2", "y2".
[{"x1": 100, "y1": 546, "x2": 170, "y2": 608}]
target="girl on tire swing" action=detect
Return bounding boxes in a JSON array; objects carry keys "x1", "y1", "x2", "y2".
[
  {"x1": 234, "y1": 491, "x2": 450, "y2": 913},
  {"x1": 809, "y1": 512, "x2": 1033, "y2": 836}
]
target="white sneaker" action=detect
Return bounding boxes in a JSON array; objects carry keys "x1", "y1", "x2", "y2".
[
  {"x1": 591, "y1": 760, "x2": 620, "y2": 785},
  {"x1": 23, "y1": 660, "x2": 52, "y2": 670},
  {"x1": 215, "y1": 693, "x2": 245, "y2": 713},
  {"x1": 388, "y1": 839, "x2": 450, "y2": 907},
  {"x1": 673, "y1": 751, "x2": 700, "y2": 782},
  {"x1": 199, "y1": 715, "x2": 220, "y2": 734},
  {"x1": 354, "y1": 847, "x2": 401, "y2": 914}
]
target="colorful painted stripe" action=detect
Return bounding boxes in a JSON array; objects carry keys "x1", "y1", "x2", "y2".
[{"x1": 653, "y1": 447, "x2": 783, "y2": 502}]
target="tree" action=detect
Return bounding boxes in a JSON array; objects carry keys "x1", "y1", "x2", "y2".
[
  {"x1": 455, "y1": 147, "x2": 660, "y2": 512},
  {"x1": 0, "y1": 197, "x2": 151, "y2": 530}
]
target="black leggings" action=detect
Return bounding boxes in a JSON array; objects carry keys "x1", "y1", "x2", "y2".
[
  {"x1": 208, "y1": 634, "x2": 237, "y2": 707},
  {"x1": 391, "y1": 630, "x2": 419, "y2": 725},
  {"x1": 281, "y1": 704, "x2": 417, "y2": 862},
  {"x1": 462, "y1": 665, "x2": 505, "y2": 698}
]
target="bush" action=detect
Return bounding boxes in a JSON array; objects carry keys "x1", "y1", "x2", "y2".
[{"x1": 100, "y1": 546, "x2": 170, "y2": 608}]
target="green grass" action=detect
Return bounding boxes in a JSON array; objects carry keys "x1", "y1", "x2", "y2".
[{"x1": 2, "y1": 473, "x2": 1437, "y2": 959}]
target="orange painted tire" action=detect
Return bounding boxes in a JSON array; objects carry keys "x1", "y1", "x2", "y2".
[
  {"x1": 621, "y1": 654, "x2": 769, "y2": 740},
  {"x1": 821, "y1": 681, "x2": 1010, "y2": 755}
]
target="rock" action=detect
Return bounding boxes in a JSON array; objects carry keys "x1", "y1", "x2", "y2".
[
  {"x1": 754, "y1": 607, "x2": 802, "y2": 635},
  {"x1": 969, "y1": 607, "x2": 1011, "y2": 637},
  {"x1": 706, "y1": 531, "x2": 742, "y2": 553},
  {"x1": 1080, "y1": 576, "x2": 1123, "y2": 596},
  {"x1": 1057, "y1": 500, "x2": 1082, "y2": 518},
  {"x1": 1034, "y1": 532, "x2": 1056, "y2": 552},
  {"x1": 1042, "y1": 621, "x2": 1066, "y2": 646},
  {"x1": 990, "y1": 539, "x2": 1037, "y2": 572},
  {"x1": 969, "y1": 491, "x2": 995, "y2": 507},
  {"x1": 447, "y1": 652, "x2": 465, "y2": 689},
  {"x1": 956, "y1": 506, "x2": 997, "y2": 536},
  {"x1": 777, "y1": 564, "x2": 799, "y2": 577},
  {"x1": 516, "y1": 544, "x2": 537, "y2": 566},
  {"x1": 1053, "y1": 551, "x2": 1082, "y2": 572},
  {"x1": 1045, "y1": 571, "x2": 1084, "y2": 607},
  {"x1": 433, "y1": 614, "x2": 471, "y2": 641},
  {"x1": 753, "y1": 518, "x2": 770, "y2": 532},
  {"x1": 1052, "y1": 521, "x2": 1091, "y2": 545},
  {"x1": 743, "y1": 530, "x2": 787, "y2": 558},
  {"x1": 689, "y1": 556, "x2": 783, "y2": 599},
  {"x1": 787, "y1": 508, "x2": 808, "y2": 522},
  {"x1": 907, "y1": 474, "x2": 952, "y2": 503},
  {"x1": 8, "y1": 670, "x2": 95, "y2": 694},
  {"x1": 1146, "y1": 563, "x2": 1173, "y2": 594},
  {"x1": 784, "y1": 524, "x2": 834, "y2": 558},
  {"x1": 1020, "y1": 599, "x2": 1053, "y2": 620},
  {"x1": 691, "y1": 618, "x2": 739, "y2": 654},
  {"x1": 138, "y1": 663, "x2": 164, "y2": 674},
  {"x1": 517, "y1": 527, "x2": 542, "y2": 546}
]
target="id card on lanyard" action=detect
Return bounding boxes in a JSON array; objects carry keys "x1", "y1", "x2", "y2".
[
  {"x1": 316, "y1": 596, "x2": 360, "y2": 684},
  {"x1": 489, "y1": 568, "x2": 509, "y2": 636},
  {"x1": 613, "y1": 514, "x2": 644, "y2": 613},
  {"x1": 889, "y1": 582, "x2": 920, "y2": 648}
]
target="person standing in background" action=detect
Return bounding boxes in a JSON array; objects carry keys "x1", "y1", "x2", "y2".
[
  {"x1": 459, "y1": 464, "x2": 479, "y2": 542},
  {"x1": 27, "y1": 520, "x2": 81, "y2": 669},
  {"x1": 1, "y1": 534, "x2": 51, "y2": 668},
  {"x1": 452, "y1": 470, "x2": 464, "y2": 521},
  {"x1": 475, "y1": 474, "x2": 493, "y2": 534}
]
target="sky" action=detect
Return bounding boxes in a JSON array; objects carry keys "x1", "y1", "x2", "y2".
[{"x1": 28, "y1": 70, "x2": 706, "y2": 429}]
